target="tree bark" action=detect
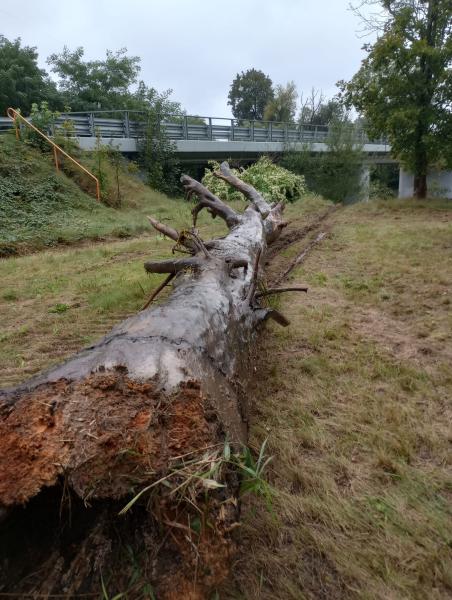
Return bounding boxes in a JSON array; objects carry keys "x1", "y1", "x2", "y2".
[
  {"x1": 0, "y1": 163, "x2": 288, "y2": 599},
  {"x1": 413, "y1": 0, "x2": 440, "y2": 200}
]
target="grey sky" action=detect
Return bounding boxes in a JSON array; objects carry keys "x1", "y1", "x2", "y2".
[{"x1": 0, "y1": 0, "x2": 375, "y2": 117}]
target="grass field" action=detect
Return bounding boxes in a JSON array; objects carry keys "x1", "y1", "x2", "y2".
[
  {"x1": 1, "y1": 176, "x2": 451, "y2": 599},
  {"x1": 0, "y1": 187, "x2": 328, "y2": 387},
  {"x1": 225, "y1": 199, "x2": 452, "y2": 600}
]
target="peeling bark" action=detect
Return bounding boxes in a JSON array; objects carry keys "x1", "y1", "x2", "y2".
[{"x1": 0, "y1": 162, "x2": 288, "y2": 598}]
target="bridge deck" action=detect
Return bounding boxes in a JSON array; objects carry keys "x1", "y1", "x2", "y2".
[{"x1": 0, "y1": 111, "x2": 392, "y2": 161}]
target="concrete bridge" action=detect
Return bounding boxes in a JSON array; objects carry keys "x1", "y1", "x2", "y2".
[{"x1": 1, "y1": 111, "x2": 451, "y2": 198}]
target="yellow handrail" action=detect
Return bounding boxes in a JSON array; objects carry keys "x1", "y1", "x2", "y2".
[{"x1": 7, "y1": 107, "x2": 100, "y2": 201}]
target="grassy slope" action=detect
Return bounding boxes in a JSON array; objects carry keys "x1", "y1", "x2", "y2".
[
  {"x1": 0, "y1": 134, "x2": 179, "y2": 255},
  {"x1": 226, "y1": 199, "x2": 452, "y2": 600}
]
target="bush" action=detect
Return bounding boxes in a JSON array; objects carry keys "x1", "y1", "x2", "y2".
[
  {"x1": 282, "y1": 119, "x2": 364, "y2": 203},
  {"x1": 202, "y1": 157, "x2": 306, "y2": 204}
]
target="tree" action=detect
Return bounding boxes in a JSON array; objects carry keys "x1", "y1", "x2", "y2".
[
  {"x1": 228, "y1": 68, "x2": 274, "y2": 120},
  {"x1": 339, "y1": 0, "x2": 452, "y2": 198},
  {"x1": 263, "y1": 81, "x2": 298, "y2": 122},
  {"x1": 0, "y1": 163, "x2": 292, "y2": 598},
  {"x1": 283, "y1": 117, "x2": 364, "y2": 202},
  {"x1": 47, "y1": 46, "x2": 141, "y2": 111},
  {"x1": 298, "y1": 89, "x2": 346, "y2": 126},
  {"x1": 140, "y1": 87, "x2": 182, "y2": 195},
  {"x1": 0, "y1": 36, "x2": 60, "y2": 115}
]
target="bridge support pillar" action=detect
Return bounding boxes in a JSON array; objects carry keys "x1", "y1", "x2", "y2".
[
  {"x1": 360, "y1": 165, "x2": 370, "y2": 202},
  {"x1": 398, "y1": 169, "x2": 452, "y2": 199}
]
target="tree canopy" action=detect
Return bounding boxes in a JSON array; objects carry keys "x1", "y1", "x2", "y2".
[
  {"x1": 228, "y1": 69, "x2": 274, "y2": 120},
  {"x1": 47, "y1": 47, "x2": 142, "y2": 111},
  {"x1": 339, "y1": 0, "x2": 452, "y2": 198},
  {"x1": 0, "y1": 36, "x2": 60, "y2": 115},
  {"x1": 263, "y1": 81, "x2": 298, "y2": 122}
]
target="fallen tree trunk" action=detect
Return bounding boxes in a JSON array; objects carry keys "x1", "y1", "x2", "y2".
[{"x1": 0, "y1": 163, "x2": 292, "y2": 599}]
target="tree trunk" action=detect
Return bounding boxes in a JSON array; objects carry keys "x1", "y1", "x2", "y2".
[
  {"x1": 0, "y1": 163, "x2": 289, "y2": 599},
  {"x1": 414, "y1": 172, "x2": 428, "y2": 199},
  {"x1": 413, "y1": 0, "x2": 440, "y2": 200}
]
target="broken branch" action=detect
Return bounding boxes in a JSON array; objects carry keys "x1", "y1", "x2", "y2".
[
  {"x1": 214, "y1": 161, "x2": 271, "y2": 218},
  {"x1": 144, "y1": 257, "x2": 202, "y2": 274},
  {"x1": 180, "y1": 174, "x2": 241, "y2": 228},
  {"x1": 141, "y1": 273, "x2": 175, "y2": 311},
  {"x1": 255, "y1": 286, "x2": 308, "y2": 299}
]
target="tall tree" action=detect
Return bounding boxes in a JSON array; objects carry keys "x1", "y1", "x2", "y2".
[
  {"x1": 47, "y1": 46, "x2": 141, "y2": 111},
  {"x1": 339, "y1": 0, "x2": 452, "y2": 198},
  {"x1": 0, "y1": 36, "x2": 60, "y2": 115},
  {"x1": 228, "y1": 68, "x2": 274, "y2": 120},
  {"x1": 264, "y1": 81, "x2": 298, "y2": 122},
  {"x1": 298, "y1": 89, "x2": 346, "y2": 126}
]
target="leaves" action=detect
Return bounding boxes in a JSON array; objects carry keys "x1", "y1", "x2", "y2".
[
  {"x1": 228, "y1": 69, "x2": 274, "y2": 120},
  {"x1": 203, "y1": 157, "x2": 306, "y2": 204},
  {"x1": 341, "y1": 0, "x2": 452, "y2": 176}
]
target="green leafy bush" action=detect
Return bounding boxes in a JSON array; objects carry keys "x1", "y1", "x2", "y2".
[{"x1": 202, "y1": 157, "x2": 306, "y2": 204}]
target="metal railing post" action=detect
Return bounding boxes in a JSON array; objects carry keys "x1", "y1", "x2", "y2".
[
  {"x1": 269, "y1": 121, "x2": 272, "y2": 142},
  {"x1": 208, "y1": 117, "x2": 212, "y2": 140},
  {"x1": 231, "y1": 119, "x2": 235, "y2": 141},
  {"x1": 250, "y1": 120, "x2": 254, "y2": 141},
  {"x1": 183, "y1": 115, "x2": 188, "y2": 140},
  {"x1": 124, "y1": 111, "x2": 130, "y2": 137},
  {"x1": 89, "y1": 113, "x2": 95, "y2": 137}
]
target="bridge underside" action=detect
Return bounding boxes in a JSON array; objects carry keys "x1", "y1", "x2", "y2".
[{"x1": 77, "y1": 137, "x2": 395, "y2": 164}]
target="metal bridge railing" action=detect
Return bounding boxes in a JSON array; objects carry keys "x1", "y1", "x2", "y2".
[{"x1": 1, "y1": 111, "x2": 387, "y2": 146}]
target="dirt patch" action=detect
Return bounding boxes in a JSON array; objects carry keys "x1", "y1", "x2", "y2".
[{"x1": 352, "y1": 305, "x2": 452, "y2": 367}]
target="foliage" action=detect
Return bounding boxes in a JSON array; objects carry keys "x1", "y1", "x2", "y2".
[
  {"x1": 23, "y1": 101, "x2": 60, "y2": 151},
  {"x1": 339, "y1": 0, "x2": 452, "y2": 198},
  {"x1": 304, "y1": 99, "x2": 346, "y2": 126},
  {"x1": 0, "y1": 35, "x2": 61, "y2": 115},
  {"x1": 107, "y1": 144, "x2": 123, "y2": 208},
  {"x1": 228, "y1": 69, "x2": 274, "y2": 120},
  {"x1": 0, "y1": 134, "x2": 178, "y2": 256},
  {"x1": 53, "y1": 114, "x2": 80, "y2": 156},
  {"x1": 202, "y1": 157, "x2": 306, "y2": 204},
  {"x1": 235, "y1": 439, "x2": 273, "y2": 506},
  {"x1": 369, "y1": 180, "x2": 396, "y2": 200},
  {"x1": 92, "y1": 131, "x2": 112, "y2": 202},
  {"x1": 370, "y1": 163, "x2": 399, "y2": 197},
  {"x1": 47, "y1": 46, "x2": 142, "y2": 112},
  {"x1": 0, "y1": 170, "x2": 86, "y2": 235},
  {"x1": 139, "y1": 92, "x2": 181, "y2": 196},
  {"x1": 264, "y1": 81, "x2": 298, "y2": 122},
  {"x1": 119, "y1": 439, "x2": 273, "y2": 516},
  {"x1": 282, "y1": 119, "x2": 364, "y2": 202}
]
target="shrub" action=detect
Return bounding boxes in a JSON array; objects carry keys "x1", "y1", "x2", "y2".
[
  {"x1": 282, "y1": 119, "x2": 364, "y2": 203},
  {"x1": 202, "y1": 157, "x2": 306, "y2": 204}
]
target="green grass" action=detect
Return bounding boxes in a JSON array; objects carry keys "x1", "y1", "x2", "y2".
[
  {"x1": 0, "y1": 165, "x2": 325, "y2": 388},
  {"x1": 224, "y1": 199, "x2": 452, "y2": 600},
  {"x1": 0, "y1": 134, "x2": 188, "y2": 255}
]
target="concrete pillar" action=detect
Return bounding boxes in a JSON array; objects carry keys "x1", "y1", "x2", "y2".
[
  {"x1": 360, "y1": 165, "x2": 370, "y2": 202},
  {"x1": 398, "y1": 168, "x2": 452, "y2": 199}
]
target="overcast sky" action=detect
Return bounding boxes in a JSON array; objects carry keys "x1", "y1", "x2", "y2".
[{"x1": 0, "y1": 0, "x2": 375, "y2": 117}]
